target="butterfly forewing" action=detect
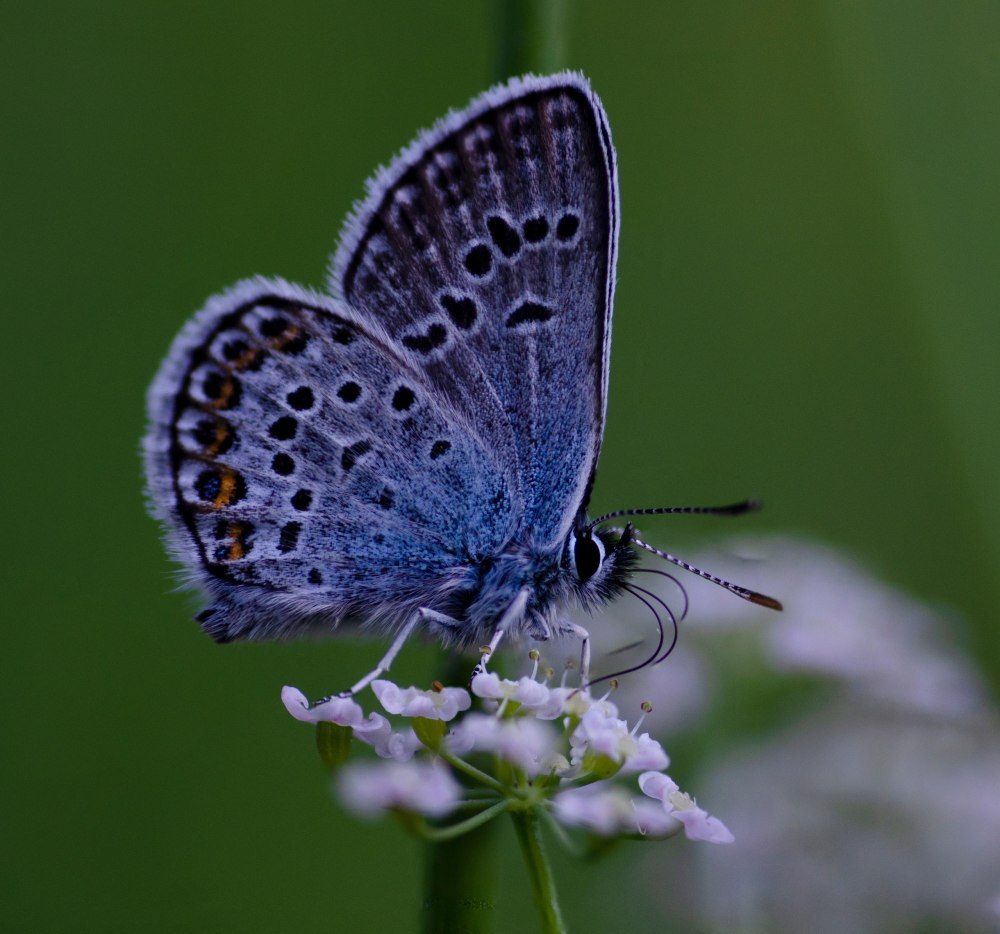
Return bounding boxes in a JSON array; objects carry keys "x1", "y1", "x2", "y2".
[
  {"x1": 332, "y1": 74, "x2": 618, "y2": 548},
  {"x1": 145, "y1": 280, "x2": 516, "y2": 641}
]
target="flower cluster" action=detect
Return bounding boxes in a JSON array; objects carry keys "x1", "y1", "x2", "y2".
[{"x1": 282, "y1": 655, "x2": 732, "y2": 846}]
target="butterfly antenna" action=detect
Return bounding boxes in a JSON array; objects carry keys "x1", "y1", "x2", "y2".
[
  {"x1": 631, "y1": 536, "x2": 783, "y2": 611},
  {"x1": 588, "y1": 499, "x2": 762, "y2": 530}
]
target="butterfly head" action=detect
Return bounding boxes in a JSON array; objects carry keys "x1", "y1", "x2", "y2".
[{"x1": 564, "y1": 519, "x2": 637, "y2": 610}]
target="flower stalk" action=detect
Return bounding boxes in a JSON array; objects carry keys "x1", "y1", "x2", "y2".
[{"x1": 511, "y1": 808, "x2": 567, "y2": 934}]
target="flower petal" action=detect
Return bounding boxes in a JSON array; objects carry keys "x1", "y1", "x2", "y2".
[
  {"x1": 638, "y1": 772, "x2": 733, "y2": 843},
  {"x1": 639, "y1": 770, "x2": 679, "y2": 800},
  {"x1": 622, "y1": 732, "x2": 670, "y2": 773},
  {"x1": 281, "y1": 686, "x2": 365, "y2": 727},
  {"x1": 372, "y1": 680, "x2": 471, "y2": 721}
]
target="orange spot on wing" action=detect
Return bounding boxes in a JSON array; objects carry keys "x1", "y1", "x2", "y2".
[
  {"x1": 231, "y1": 346, "x2": 263, "y2": 370},
  {"x1": 201, "y1": 420, "x2": 234, "y2": 457},
  {"x1": 219, "y1": 520, "x2": 254, "y2": 561},
  {"x1": 204, "y1": 375, "x2": 240, "y2": 410},
  {"x1": 207, "y1": 467, "x2": 246, "y2": 510},
  {"x1": 213, "y1": 471, "x2": 236, "y2": 508}
]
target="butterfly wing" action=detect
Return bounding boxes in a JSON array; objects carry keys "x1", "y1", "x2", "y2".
[
  {"x1": 144, "y1": 278, "x2": 516, "y2": 641},
  {"x1": 330, "y1": 73, "x2": 619, "y2": 549}
]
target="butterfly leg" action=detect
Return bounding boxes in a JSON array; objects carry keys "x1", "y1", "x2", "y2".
[
  {"x1": 470, "y1": 627, "x2": 506, "y2": 682},
  {"x1": 418, "y1": 608, "x2": 465, "y2": 629},
  {"x1": 311, "y1": 610, "x2": 424, "y2": 705},
  {"x1": 470, "y1": 587, "x2": 531, "y2": 682},
  {"x1": 558, "y1": 620, "x2": 592, "y2": 683}
]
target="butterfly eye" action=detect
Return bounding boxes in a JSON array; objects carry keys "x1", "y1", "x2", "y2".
[{"x1": 570, "y1": 530, "x2": 605, "y2": 583}]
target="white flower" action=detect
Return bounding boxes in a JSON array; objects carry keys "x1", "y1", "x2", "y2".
[
  {"x1": 353, "y1": 715, "x2": 424, "y2": 762},
  {"x1": 689, "y1": 699, "x2": 1000, "y2": 929},
  {"x1": 282, "y1": 684, "x2": 415, "y2": 764},
  {"x1": 570, "y1": 708, "x2": 669, "y2": 773},
  {"x1": 281, "y1": 686, "x2": 366, "y2": 726},
  {"x1": 639, "y1": 771, "x2": 734, "y2": 844},
  {"x1": 553, "y1": 786, "x2": 678, "y2": 837},
  {"x1": 372, "y1": 680, "x2": 471, "y2": 721},
  {"x1": 561, "y1": 688, "x2": 619, "y2": 719},
  {"x1": 624, "y1": 731, "x2": 672, "y2": 773},
  {"x1": 448, "y1": 712, "x2": 560, "y2": 776},
  {"x1": 471, "y1": 672, "x2": 626, "y2": 721},
  {"x1": 552, "y1": 787, "x2": 627, "y2": 835},
  {"x1": 338, "y1": 760, "x2": 461, "y2": 817},
  {"x1": 471, "y1": 672, "x2": 560, "y2": 716}
]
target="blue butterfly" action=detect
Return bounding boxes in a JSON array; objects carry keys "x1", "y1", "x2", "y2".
[{"x1": 144, "y1": 73, "x2": 780, "y2": 701}]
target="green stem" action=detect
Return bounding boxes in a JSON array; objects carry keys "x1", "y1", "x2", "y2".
[
  {"x1": 496, "y1": 0, "x2": 567, "y2": 78},
  {"x1": 510, "y1": 809, "x2": 567, "y2": 934},
  {"x1": 439, "y1": 749, "x2": 507, "y2": 794},
  {"x1": 421, "y1": 814, "x2": 499, "y2": 934},
  {"x1": 419, "y1": 800, "x2": 509, "y2": 843}
]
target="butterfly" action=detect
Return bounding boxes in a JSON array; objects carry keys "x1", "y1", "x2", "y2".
[{"x1": 144, "y1": 72, "x2": 780, "y2": 702}]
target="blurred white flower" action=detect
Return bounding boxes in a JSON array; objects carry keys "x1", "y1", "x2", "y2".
[
  {"x1": 588, "y1": 537, "x2": 990, "y2": 735},
  {"x1": 601, "y1": 535, "x2": 1000, "y2": 931},
  {"x1": 338, "y1": 760, "x2": 461, "y2": 818},
  {"x1": 687, "y1": 537, "x2": 987, "y2": 717},
  {"x1": 689, "y1": 704, "x2": 1000, "y2": 931},
  {"x1": 354, "y1": 716, "x2": 423, "y2": 762},
  {"x1": 553, "y1": 785, "x2": 678, "y2": 837},
  {"x1": 447, "y1": 712, "x2": 560, "y2": 775}
]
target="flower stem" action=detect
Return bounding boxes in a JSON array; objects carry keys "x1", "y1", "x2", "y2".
[
  {"x1": 419, "y1": 800, "x2": 509, "y2": 843},
  {"x1": 439, "y1": 749, "x2": 507, "y2": 794},
  {"x1": 510, "y1": 809, "x2": 567, "y2": 934},
  {"x1": 421, "y1": 817, "x2": 499, "y2": 934}
]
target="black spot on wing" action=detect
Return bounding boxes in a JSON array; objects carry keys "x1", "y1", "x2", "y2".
[{"x1": 506, "y1": 301, "x2": 553, "y2": 328}]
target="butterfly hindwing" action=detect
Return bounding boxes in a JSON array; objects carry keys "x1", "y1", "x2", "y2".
[
  {"x1": 144, "y1": 278, "x2": 517, "y2": 641},
  {"x1": 331, "y1": 73, "x2": 619, "y2": 549}
]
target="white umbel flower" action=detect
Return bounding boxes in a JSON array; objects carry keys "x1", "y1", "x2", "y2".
[{"x1": 283, "y1": 669, "x2": 730, "y2": 848}]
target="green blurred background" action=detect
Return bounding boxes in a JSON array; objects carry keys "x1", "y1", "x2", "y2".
[{"x1": 2, "y1": 1, "x2": 998, "y2": 931}]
